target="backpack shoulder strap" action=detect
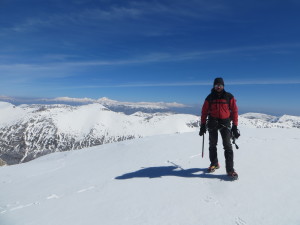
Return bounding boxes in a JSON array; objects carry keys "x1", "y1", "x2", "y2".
[
  {"x1": 205, "y1": 94, "x2": 213, "y2": 110},
  {"x1": 224, "y1": 92, "x2": 234, "y2": 107}
]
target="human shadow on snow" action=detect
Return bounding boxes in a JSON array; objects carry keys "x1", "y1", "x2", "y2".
[{"x1": 115, "y1": 166, "x2": 233, "y2": 181}]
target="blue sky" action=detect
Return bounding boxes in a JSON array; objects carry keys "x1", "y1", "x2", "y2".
[{"x1": 0, "y1": 0, "x2": 300, "y2": 115}]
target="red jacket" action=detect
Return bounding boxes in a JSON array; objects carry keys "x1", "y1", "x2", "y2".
[{"x1": 201, "y1": 90, "x2": 238, "y2": 126}]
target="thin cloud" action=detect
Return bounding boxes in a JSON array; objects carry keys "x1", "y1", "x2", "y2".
[
  {"x1": 54, "y1": 80, "x2": 300, "y2": 90},
  {"x1": 5, "y1": 5, "x2": 144, "y2": 33},
  {"x1": 2, "y1": 42, "x2": 298, "y2": 67},
  {"x1": 79, "y1": 7, "x2": 142, "y2": 21},
  {"x1": 129, "y1": 0, "x2": 231, "y2": 20},
  {"x1": 0, "y1": 43, "x2": 299, "y2": 82},
  {"x1": 4, "y1": 1, "x2": 230, "y2": 34}
]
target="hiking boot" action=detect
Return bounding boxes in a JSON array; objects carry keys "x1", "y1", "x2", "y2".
[
  {"x1": 207, "y1": 163, "x2": 220, "y2": 173},
  {"x1": 227, "y1": 171, "x2": 238, "y2": 180}
]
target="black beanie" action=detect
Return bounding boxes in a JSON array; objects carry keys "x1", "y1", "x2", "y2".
[{"x1": 214, "y1": 77, "x2": 224, "y2": 86}]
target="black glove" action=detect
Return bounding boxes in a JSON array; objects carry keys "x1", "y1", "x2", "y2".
[
  {"x1": 199, "y1": 124, "x2": 206, "y2": 136},
  {"x1": 231, "y1": 125, "x2": 240, "y2": 139}
]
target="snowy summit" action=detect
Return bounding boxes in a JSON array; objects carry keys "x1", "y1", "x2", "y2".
[{"x1": 0, "y1": 128, "x2": 300, "y2": 225}]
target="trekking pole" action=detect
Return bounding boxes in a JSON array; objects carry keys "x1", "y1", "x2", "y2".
[{"x1": 202, "y1": 134, "x2": 205, "y2": 158}]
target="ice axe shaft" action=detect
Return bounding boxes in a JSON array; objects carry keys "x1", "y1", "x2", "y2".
[{"x1": 202, "y1": 134, "x2": 205, "y2": 158}]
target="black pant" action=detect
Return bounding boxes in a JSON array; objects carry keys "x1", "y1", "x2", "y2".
[{"x1": 207, "y1": 118, "x2": 234, "y2": 173}]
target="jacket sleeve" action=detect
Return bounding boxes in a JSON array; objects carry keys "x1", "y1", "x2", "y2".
[
  {"x1": 229, "y1": 97, "x2": 238, "y2": 126},
  {"x1": 201, "y1": 100, "x2": 209, "y2": 124}
]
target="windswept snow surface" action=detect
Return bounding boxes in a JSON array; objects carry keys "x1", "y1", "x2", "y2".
[{"x1": 1, "y1": 128, "x2": 300, "y2": 225}]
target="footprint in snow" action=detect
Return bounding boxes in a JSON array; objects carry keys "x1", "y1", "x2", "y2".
[
  {"x1": 203, "y1": 196, "x2": 220, "y2": 205},
  {"x1": 77, "y1": 186, "x2": 95, "y2": 193},
  {"x1": 189, "y1": 154, "x2": 201, "y2": 158},
  {"x1": 10, "y1": 202, "x2": 40, "y2": 212},
  {"x1": 235, "y1": 217, "x2": 247, "y2": 225},
  {"x1": 46, "y1": 194, "x2": 60, "y2": 200}
]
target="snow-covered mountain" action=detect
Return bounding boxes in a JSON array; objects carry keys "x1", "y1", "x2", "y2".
[
  {"x1": 1, "y1": 129, "x2": 300, "y2": 225},
  {"x1": 0, "y1": 102, "x2": 198, "y2": 165},
  {"x1": 239, "y1": 112, "x2": 300, "y2": 128},
  {"x1": 1, "y1": 101, "x2": 300, "y2": 166}
]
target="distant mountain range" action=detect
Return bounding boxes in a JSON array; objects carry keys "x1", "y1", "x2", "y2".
[
  {"x1": 0, "y1": 96, "x2": 193, "y2": 114},
  {"x1": 0, "y1": 98, "x2": 299, "y2": 165}
]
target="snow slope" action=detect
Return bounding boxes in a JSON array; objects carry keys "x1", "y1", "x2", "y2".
[{"x1": 0, "y1": 128, "x2": 299, "y2": 225}]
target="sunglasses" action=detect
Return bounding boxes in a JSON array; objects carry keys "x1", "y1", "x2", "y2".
[{"x1": 214, "y1": 84, "x2": 224, "y2": 88}]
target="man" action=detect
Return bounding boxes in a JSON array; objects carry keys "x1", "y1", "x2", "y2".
[{"x1": 199, "y1": 78, "x2": 240, "y2": 179}]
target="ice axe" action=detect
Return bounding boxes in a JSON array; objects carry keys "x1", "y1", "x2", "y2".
[
  {"x1": 202, "y1": 134, "x2": 205, "y2": 158},
  {"x1": 232, "y1": 136, "x2": 239, "y2": 149},
  {"x1": 220, "y1": 124, "x2": 240, "y2": 150}
]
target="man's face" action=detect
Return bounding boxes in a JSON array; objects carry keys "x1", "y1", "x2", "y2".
[{"x1": 214, "y1": 83, "x2": 224, "y2": 92}]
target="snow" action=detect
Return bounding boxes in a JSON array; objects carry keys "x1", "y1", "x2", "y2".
[
  {"x1": 0, "y1": 102, "x2": 201, "y2": 164},
  {"x1": 0, "y1": 101, "x2": 198, "y2": 138},
  {"x1": 47, "y1": 104, "x2": 198, "y2": 138},
  {"x1": 1, "y1": 101, "x2": 300, "y2": 166},
  {"x1": 240, "y1": 112, "x2": 278, "y2": 122},
  {"x1": 278, "y1": 114, "x2": 300, "y2": 127},
  {"x1": 0, "y1": 102, "x2": 31, "y2": 126},
  {"x1": 52, "y1": 103, "x2": 110, "y2": 135},
  {"x1": 1, "y1": 128, "x2": 300, "y2": 225},
  {"x1": 0, "y1": 101, "x2": 198, "y2": 139},
  {"x1": 239, "y1": 113, "x2": 300, "y2": 128}
]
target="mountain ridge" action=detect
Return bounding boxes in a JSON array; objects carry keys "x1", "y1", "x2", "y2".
[
  {"x1": 0, "y1": 101, "x2": 299, "y2": 165},
  {"x1": 0, "y1": 102, "x2": 198, "y2": 165}
]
